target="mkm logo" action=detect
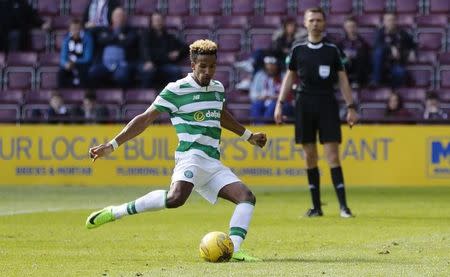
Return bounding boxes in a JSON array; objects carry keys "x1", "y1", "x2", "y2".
[{"x1": 427, "y1": 137, "x2": 450, "y2": 178}]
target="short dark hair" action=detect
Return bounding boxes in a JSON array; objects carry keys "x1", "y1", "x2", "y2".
[
  {"x1": 84, "y1": 91, "x2": 96, "y2": 102},
  {"x1": 304, "y1": 7, "x2": 326, "y2": 20},
  {"x1": 70, "y1": 18, "x2": 82, "y2": 26},
  {"x1": 189, "y1": 39, "x2": 217, "y2": 63},
  {"x1": 344, "y1": 16, "x2": 357, "y2": 23},
  {"x1": 426, "y1": 91, "x2": 439, "y2": 101}
]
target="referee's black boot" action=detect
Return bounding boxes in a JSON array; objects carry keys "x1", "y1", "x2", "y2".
[{"x1": 304, "y1": 208, "x2": 323, "y2": 217}]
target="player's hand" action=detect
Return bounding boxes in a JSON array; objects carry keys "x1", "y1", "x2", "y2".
[
  {"x1": 248, "y1": 132, "x2": 267, "y2": 148},
  {"x1": 347, "y1": 109, "x2": 359, "y2": 128},
  {"x1": 274, "y1": 103, "x2": 283, "y2": 124},
  {"x1": 89, "y1": 144, "x2": 114, "y2": 162}
]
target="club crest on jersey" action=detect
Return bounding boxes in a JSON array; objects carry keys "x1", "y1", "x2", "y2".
[
  {"x1": 215, "y1": 92, "x2": 221, "y2": 101},
  {"x1": 184, "y1": 170, "x2": 194, "y2": 178},
  {"x1": 319, "y1": 65, "x2": 330, "y2": 79}
]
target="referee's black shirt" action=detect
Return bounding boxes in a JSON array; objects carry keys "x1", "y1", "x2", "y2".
[{"x1": 288, "y1": 41, "x2": 344, "y2": 95}]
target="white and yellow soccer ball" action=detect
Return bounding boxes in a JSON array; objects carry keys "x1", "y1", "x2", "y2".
[{"x1": 199, "y1": 231, "x2": 234, "y2": 262}]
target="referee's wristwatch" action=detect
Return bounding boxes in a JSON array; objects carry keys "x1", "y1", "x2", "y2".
[{"x1": 346, "y1": 103, "x2": 357, "y2": 110}]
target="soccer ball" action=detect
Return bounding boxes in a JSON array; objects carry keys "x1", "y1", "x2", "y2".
[{"x1": 199, "y1": 231, "x2": 234, "y2": 262}]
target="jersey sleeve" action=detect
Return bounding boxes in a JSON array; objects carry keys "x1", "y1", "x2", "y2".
[
  {"x1": 152, "y1": 88, "x2": 178, "y2": 113},
  {"x1": 287, "y1": 46, "x2": 299, "y2": 71},
  {"x1": 334, "y1": 47, "x2": 345, "y2": 72}
]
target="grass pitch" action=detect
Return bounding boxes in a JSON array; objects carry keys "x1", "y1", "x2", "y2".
[{"x1": 0, "y1": 185, "x2": 449, "y2": 277}]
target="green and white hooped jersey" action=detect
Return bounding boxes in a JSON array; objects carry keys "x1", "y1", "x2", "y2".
[{"x1": 153, "y1": 74, "x2": 225, "y2": 161}]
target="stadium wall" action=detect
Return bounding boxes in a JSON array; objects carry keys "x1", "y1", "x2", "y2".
[{"x1": 0, "y1": 125, "x2": 449, "y2": 186}]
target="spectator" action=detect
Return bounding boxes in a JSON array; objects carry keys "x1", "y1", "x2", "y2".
[
  {"x1": 83, "y1": 0, "x2": 121, "y2": 29},
  {"x1": 88, "y1": 7, "x2": 138, "y2": 88},
  {"x1": 250, "y1": 55, "x2": 294, "y2": 123},
  {"x1": 0, "y1": 0, "x2": 50, "y2": 52},
  {"x1": 58, "y1": 19, "x2": 94, "y2": 88},
  {"x1": 47, "y1": 91, "x2": 69, "y2": 123},
  {"x1": 139, "y1": 12, "x2": 188, "y2": 88},
  {"x1": 272, "y1": 18, "x2": 307, "y2": 68},
  {"x1": 423, "y1": 91, "x2": 448, "y2": 120},
  {"x1": 337, "y1": 16, "x2": 370, "y2": 88},
  {"x1": 370, "y1": 12, "x2": 416, "y2": 88},
  {"x1": 385, "y1": 92, "x2": 411, "y2": 118},
  {"x1": 72, "y1": 92, "x2": 110, "y2": 123}
]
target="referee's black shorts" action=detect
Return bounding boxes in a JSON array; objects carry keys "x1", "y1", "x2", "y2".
[{"x1": 294, "y1": 93, "x2": 342, "y2": 144}]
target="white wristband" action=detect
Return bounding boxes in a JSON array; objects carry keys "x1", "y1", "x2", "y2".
[
  {"x1": 240, "y1": 129, "x2": 253, "y2": 141},
  {"x1": 109, "y1": 139, "x2": 119, "y2": 151}
]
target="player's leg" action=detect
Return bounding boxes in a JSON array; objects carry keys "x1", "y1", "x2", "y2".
[
  {"x1": 302, "y1": 143, "x2": 323, "y2": 217},
  {"x1": 218, "y1": 182, "x2": 260, "y2": 262},
  {"x1": 323, "y1": 143, "x2": 352, "y2": 218},
  {"x1": 86, "y1": 181, "x2": 193, "y2": 229}
]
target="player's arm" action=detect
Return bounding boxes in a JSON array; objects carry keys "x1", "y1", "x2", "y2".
[
  {"x1": 274, "y1": 70, "x2": 296, "y2": 124},
  {"x1": 221, "y1": 109, "x2": 267, "y2": 148},
  {"x1": 337, "y1": 70, "x2": 358, "y2": 127},
  {"x1": 89, "y1": 105, "x2": 161, "y2": 161}
]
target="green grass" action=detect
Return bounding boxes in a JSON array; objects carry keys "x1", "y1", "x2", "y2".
[{"x1": 0, "y1": 185, "x2": 449, "y2": 277}]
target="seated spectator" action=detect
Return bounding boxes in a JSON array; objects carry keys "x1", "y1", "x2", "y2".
[
  {"x1": 385, "y1": 92, "x2": 411, "y2": 118},
  {"x1": 71, "y1": 92, "x2": 109, "y2": 123},
  {"x1": 47, "y1": 91, "x2": 69, "y2": 123},
  {"x1": 250, "y1": 55, "x2": 294, "y2": 123},
  {"x1": 139, "y1": 12, "x2": 188, "y2": 88},
  {"x1": 272, "y1": 18, "x2": 308, "y2": 68},
  {"x1": 58, "y1": 19, "x2": 94, "y2": 88},
  {"x1": 423, "y1": 91, "x2": 448, "y2": 120},
  {"x1": 370, "y1": 12, "x2": 416, "y2": 88},
  {"x1": 83, "y1": 0, "x2": 120, "y2": 29},
  {"x1": 88, "y1": 7, "x2": 138, "y2": 88},
  {"x1": 0, "y1": 0, "x2": 50, "y2": 52},
  {"x1": 337, "y1": 16, "x2": 370, "y2": 88}
]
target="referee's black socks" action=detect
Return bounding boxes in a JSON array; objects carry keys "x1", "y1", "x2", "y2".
[
  {"x1": 306, "y1": 167, "x2": 321, "y2": 210},
  {"x1": 331, "y1": 166, "x2": 348, "y2": 209}
]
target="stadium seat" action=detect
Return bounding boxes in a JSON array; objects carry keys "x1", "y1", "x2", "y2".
[
  {"x1": 164, "y1": 16, "x2": 183, "y2": 32},
  {"x1": 396, "y1": 87, "x2": 426, "y2": 101},
  {"x1": 0, "y1": 104, "x2": 20, "y2": 122},
  {"x1": 24, "y1": 89, "x2": 54, "y2": 104},
  {"x1": 183, "y1": 29, "x2": 212, "y2": 45},
  {"x1": 360, "y1": 87, "x2": 392, "y2": 101},
  {"x1": 4, "y1": 70, "x2": 34, "y2": 90},
  {"x1": 355, "y1": 14, "x2": 381, "y2": 28},
  {"x1": 69, "y1": 0, "x2": 90, "y2": 16},
  {"x1": 226, "y1": 103, "x2": 251, "y2": 123},
  {"x1": 231, "y1": 0, "x2": 257, "y2": 15},
  {"x1": 297, "y1": 0, "x2": 322, "y2": 14},
  {"x1": 396, "y1": 14, "x2": 415, "y2": 28},
  {"x1": 438, "y1": 53, "x2": 450, "y2": 65},
  {"x1": 214, "y1": 66, "x2": 233, "y2": 89},
  {"x1": 167, "y1": 0, "x2": 191, "y2": 16},
  {"x1": 429, "y1": 0, "x2": 450, "y2": 14},
  {"x1": 199, "y1": 0, "x2": 225, "y2": 15},
  {"x1": 393, "y1": 0, "x2": 420, "y2": 14},
  {"x1": 437, "y1": 89, "x2": 450, "y2": 101},
  {"x1": 326, "y1": 28, "x2": 344, "y2": 44},
  {"x1": 327, "y1": 14, "x2": 348, "y2": 28},
  {"x1": 416, "y1": 50, "x2": 437, "y2": 65},
  {"x1": 6, "y1": 52, "x2": 38, "y2": 66},
  {"x1": 362, "y1": 0, "x2": 387, "y2": 14},
  {"x1": 134, "y1": 0, "x2": 159, "y2": 15},
  {"x1": 216, "y1": 16, "x2": 249, "y2": 29},
  {"x1": 263, "y1": 0, "x2": 288, "y2": 15},
  {"x1": 249, "y1": 29, "x2": 275, "y2": 52},
  {"x1": 128, "y1": 15, "x2": 150, "y2": 28},
  {"x1": 124, "y1": 89, "x2": 157, "y2": 104},
  {"x1": 0, "y1": 90, "x2": 24, "y2": 104},
  {"x1": 52, "y1": 29, "x2": 67, "y2": 52},
  {"x1": 38, "y1": 53, "x2": 60, "y2": 66},
  {"x1": 22, "y1": 103, "x2": 50, "y2": 122},
  {"x1": 251, "y1": 16, "x2": 282, "y2": 29},
  {"x1": 438, "y1": 66, "x2": 450, "y2": 88},
  {"x1": 51, "y1": 15, "x2": 72, "y2": 30},
  {"x1": 406, "y1": 65, "x2": 434, "y2": 88},
  {"x1": 359, "y1": 103, "x2": 386, "y2": 121},
  {"x1": 329, "y1": 0, "x2": 354, "y2": 14},
  {"x1": 122, "y1": 104, "x2": 148, "y2": 121},
  {"x1": 226, "y1": 90, "x2": 251, "y2": 104},
  {"x1": 216, "y1": 52, "x2": 237, "y2": 66},
  {"x1": 37, "y1": 0, "x2": 63, "y2": 16},
  {"x1": 358, "y1": 27, "x2": 377, "y2": 47},
  {"x1": 416, "y1": 28, "x2": 445, "y2": 51},
  {"x1": 183, "y1": 16, "x2": 215, "y2": 29},
  {"x1": 60, "y1": 89, "x2": 85, "y2": 104},
  {"x1": 37, "y1": 67, "x2": 59, "y2": 89},
  {"x1": 30, "y1": 30, "x2": 48, "y2": 53},
  {"x1": 95, "y1": 89, "x2": 124, "y2": 105},
  {"x1": 216, "y1": 29, "x2": 244, "y2": 52},
  {"x1": 416, "y1": 15, "x2": 448, "y2": 28}
]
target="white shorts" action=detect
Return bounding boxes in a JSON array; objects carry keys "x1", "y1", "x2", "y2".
[{"x1": 171, "y1": 154, "x2": 241, "y2": 204}]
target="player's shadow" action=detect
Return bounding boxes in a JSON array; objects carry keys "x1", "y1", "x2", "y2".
[{"x1": 263, "y1": 257, "x2": 408, "y2": 264}]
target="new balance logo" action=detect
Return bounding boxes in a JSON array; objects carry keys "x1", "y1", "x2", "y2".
[{"x1": 193, "y1": 95, "x2": 200, "y2": 100}]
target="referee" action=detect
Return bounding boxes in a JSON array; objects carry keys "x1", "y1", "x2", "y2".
[{"x1": 274, "y1": 7, "x2": 358, "y2": 218}]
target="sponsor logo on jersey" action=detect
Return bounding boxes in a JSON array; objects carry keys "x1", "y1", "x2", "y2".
[
  {"x1": 194, "y1": 111, "x2": 205, "y2": 121},
  {"x1": 193, "y1": 110, "x2": 221, "y2": 121},
  {"x1": 319, "y1": 65, "x2": 330, "y2": 79}
]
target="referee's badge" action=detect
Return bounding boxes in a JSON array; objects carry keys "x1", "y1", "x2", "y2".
[{"x1": 319, "y1": 65, "x2": 330, "y2": 79}]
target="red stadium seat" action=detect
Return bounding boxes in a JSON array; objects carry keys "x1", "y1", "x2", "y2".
[
  {"x1": 125, "y1": 89, "x2": 157, "y2": 104},
  {"x1": 437, "y1": 89, "x2": 450, "y2": 101},
  {"x1": 0, "y1": 90, "x2": 24, "y2": 104},
  {"x1": 128, "y1": 15, "x2": 150, "y2": 28},
  {"x1": 355, "y1": 14, "x2": 381, "y2": 28},
  {"x1": 362, "y1": 0, "x2": 387, "y2": 14},
  {"x1": 52, "y1": 16, "x2": 72, "y2": 30},
  {"x1": 438, "y1": 53, "x2": 450, "y2": 65},
  {"x1": 95, "y1": 89, "x2": 123, "y2": 105},
  {"x1": 226, "y1": 103, "x2": 251, "y2": 123},
  {"x1": 327, "y1": 14, "x2": 348, "y2": 27},
  {"x1": 122, "y1": 104, "x2": 148, "y2": 121},
  {"x1": 216, "y1": 29, "x2": 244, "y2": 52},
  {"x1": 0, "y1": 104, "x2": 20, "y2": 122},
  {"x1": 416, "y1": 50, "x2": 437, "y2": 65},
  {"x1": 31, "y1": 30, "x2": 48, "y2": 53},
  {"x1": 24, "y1": 89, "x2": 54, "y2": 104},
  {"x1": 393, "y1": 0, "x2": 420, "y2": 14},
  {"x1": 326, "y1": 28, "x2": 344, "y2": 44},
  {"x1": 416, "y1": 28, "x2": 445, "y2": 51},
  {"x1": 329, "y1": 0, "x2": 353, "y2": 14},
  {"x1": 38, "y1": 53, "x2": 60, "y2": 66},
  {"x1": 6, "y1": 52, "x2": 38, "y2": 66},
  {"x1": 183, "y1": 29, "x2": 212, "y2": 45},
  {"x1": 263, "y1": 0, "x2": 288, "y2": 15},
  {"x1": 183, "y1": 16, "x2": 215, "y2": 29},
  {"x1": 199, "y1": 0, "x2": 225, "y2": 15},
  {"x1": 134, "y1": 0, "x2": 159, "y2": 15},
  {"x1": 226, "y1": 90, "x2": 251, "y2": 104},
  {"x1": 164, "y1": 16, "x2": 183, "y2": 32},
  {"x1": 396, "y1": 87, "x2": 426, "y2": 101},
  {"x1": 249, "y1": 29, "x2": 274, "y2": 52},
  {"x1": 416, "y1": 15, "x2": 448, "y2": 28},
  {"x1": 231, "y1": 0, "x2": 256, "y2": 15},
  {"x1": 429, "y1": 0, "x2": 450, "y2": 14},
  {"x1": 167, "y1": 0, "x2": 191, "y2": 16},
  {"x1": 216, "y1": 16, "x2": 249, "y2": 29},
  {"x1": 216, "y1": 52, "x2": 237, "y2": 66},
  {"x1": 360, "y1": 87, "x2": 392, "y2": 101},
  {"x1": 22, "y1": 103, "x2": 50, "y2": 122},
  {"x1": 52, "y1": 29, "x2": 67, "y2": 52},
  {"x1": 358, "y1": 27, "x2": 377, "y2": 47},
  {"x1": 438, "y1": 66, "x2": 450, "y2": 88},
  {"x1": 297, "y1": 0, "x2": 322, "y2": 14},
  {"x1": 406, "y1": 65, "x2": 434, "y2": 88},
  {"x1": 251, "y1": 16, "x2": 282, "y2": 29},
  {"x1": 360, "y1": 103, "x2": 386, "y2": 121},
  {"x1": 37, "y1": 67, "x2": 59, "y2": 89},
  {"x1": 60, "y1": 89, "x2": 85, "y2": 104},
  {"x1": 69, "y1": 0, "x2": 90, "y2": 16},
  {"x1": 214, "y1": 66, "x2": 233, "y2": 89},
  {"x1": 4, "y1": 70, "x2": 34, "y2": 90},
  {"x1": 37, "y1": 0, "x2": 63, "y2": 16}
]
